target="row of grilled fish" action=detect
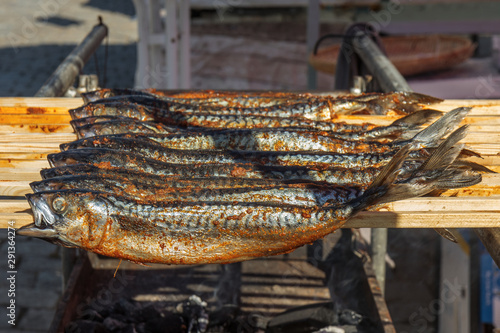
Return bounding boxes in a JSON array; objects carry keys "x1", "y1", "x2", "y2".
[{"x1": 18, "y1": 89, "x2": 484, "y2": 264}]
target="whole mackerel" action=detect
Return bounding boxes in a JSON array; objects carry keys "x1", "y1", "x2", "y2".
[{"x1": 18, "y1": 144, "x2": 479, "y2": 264}]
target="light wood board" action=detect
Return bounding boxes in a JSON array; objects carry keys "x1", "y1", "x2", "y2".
[{"x1": 1, "y1": 97, "x2": 500, "y2": 229}]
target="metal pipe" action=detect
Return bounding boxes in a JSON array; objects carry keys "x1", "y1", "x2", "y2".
[
  {"x1": 371, "y1": 228, "x2": 387, "y2": 296},
  {"x1": 475, "y1": 228, "x2": 500, "y2": 268},
  {"x1": 35, "y1": 22, "x2": 108, "y2": 97},
  {"x1": 306, "y1": 0, "x2": 320, "y2": 90},
  {"x1": 352, "y1": 32, "x2": 412, "y2": 92}
]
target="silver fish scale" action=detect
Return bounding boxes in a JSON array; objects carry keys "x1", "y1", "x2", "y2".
[
  {"x1": 162, "y1": 111, "x2": 368, "y2": 132},
  {"x1": 146, "y1": 131, "x2": 379, "y2": 152},
  {"x1": 168, "y1": 100, "x2": 329, "y2": 120},
  {"x1": 107, "y1": 202, "x2": 351, "y2": 232}
]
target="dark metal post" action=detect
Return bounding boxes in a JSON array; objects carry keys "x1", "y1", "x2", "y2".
[
  {"x1": 352, "y1": 32, "x2": 412, "y2": 92},
  {"x1": 475, "y1": 229, "x2": 500, "y2": 269},
  {"x1": 306, "y1": 0, "x2": 320, "y2": 90},
  {"x1": 35, "y1": 22, "x2": 108, "y2": 97},
  {"x1": 350, "y1": 31, "x2": 413, "y2": 294}
]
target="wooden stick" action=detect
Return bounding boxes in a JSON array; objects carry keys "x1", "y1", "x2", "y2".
[
  {"x1": 5, "y1": 210, "x2": 500, "y2": 230},
  {"x1": 0, "y1": 124, "x2": 73, "y2": 134},
  {"x1": 0, "y1": 97, "x2": 81, "y2": 110}
]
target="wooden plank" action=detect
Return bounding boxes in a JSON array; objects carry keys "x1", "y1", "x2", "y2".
[
  {"x1": 0, "y1": 181, "x2": 34, "y2": 197},
  {"x1": 4, "y1": 210, "x2": 500, "y2": 229},
  {"x1": 0, "y1": 114, "x2": 72, "y2": 125},
  {"x1": 0, "y1": 97, "x2": 81, "y2": 111},
  {"x1": 4, "y1": 196, "x2": 500, "y2": 229},
  {"x1": 0, "y1": 124, "x2": 73, "y2": 134},
  {"x1": 0, "y1": 133, "x2": 74, "y2": 143},
  {"x1": 0, "y1": 159, "x2": 51, "y2": 169}
]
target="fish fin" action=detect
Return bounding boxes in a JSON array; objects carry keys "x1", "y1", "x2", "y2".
[
  {"x1": 434, "y1": 228, "x2": 458, "y2": 243},
  {"x1": 458, "y1": 148, "x2": 482, "y2": 158},
  {"x1": 418, "y1": 126, "x2": 468, "y2": 171},
  {"x1": 114, "y1": 259, "x2": 123, "y2": 277},
  {"x1": 376, "y1": 133, "x2": 480, "y2": 204},
  {"x1": 391, "y1": 109, "x2": 443, "y2": 128},
  {"x1": 348, "y1": 145, "x2": 411, "y2": 210},
  {"x1": 399, "y1": 92, "x2": 444, "y2": 105},
  {"x1": 410, "y1": 107, "x2": 471, "y2": 148},
  {"x1": 451, "y1": 160, "x2": 496, "y2": 173},
  {"x1": 433, "y1": 169, "x2": 482, "y2": 189},
  {"x1": 128, "y1": 260, "x2": 151, "y2": 267},
  {"x1": 365, "y1": 145, "x2": 410, "y2": 193}
]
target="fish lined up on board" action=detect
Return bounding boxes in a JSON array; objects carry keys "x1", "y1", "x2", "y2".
[
  {"x1": 17, "y1": 89, "x2": 485, "y2": 264},
  {"x1": 18, "y1": 142, "x2": 480, "y2": 264}
]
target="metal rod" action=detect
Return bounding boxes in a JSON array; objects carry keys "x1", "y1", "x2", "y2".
[
  {"x1": 371, "y1": 228, "x2": 387, "y2": 296},
  {"x1": 179, "y1": 0, "x2": 191, "y2": 89},
  {"x1": 165, "y1": 0, "x2": 179, "y2": 89},
  {"x1": 35, "y1": 22, "x2": 108, "y2": 97},
  {"x1": 306, "y1": 0, "x2": 320, "y2": 90},
  {"x1": 352, "y1": 32, "x2": 412, "y2": 92},
  {"x1": 475, "y1": 228, "x2": 500, "y2": 268}
]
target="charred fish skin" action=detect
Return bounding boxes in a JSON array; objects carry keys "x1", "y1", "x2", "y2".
[
  {"x1": 30, "y1": 174, "x2": 364, "y2": 207},
  {"x1": 72, "y1": 118, "x2": 370, "y2": 140},
  {"x1": 72, "y1": 106, "x2": 375, "y2": 132},
  {"x1": 69, "y1": 102, "x2": 157, "y2": 122},
  {"x1": 61, "y1": 132, "x2": 394, "y2": 155},
  {"x1": 18, "y1": 189, "x2": 357, "y2": 264},
  {"x1": 40, "y1": 162, "x2": 381, "y2": 186},
  {"x1": 63, "y1": 119, "x2": 426, "y2": 152},
  {"x1": 81, "y1": 88, "x2": 160, "y2": 104},
  {"x1": 19, "y1": 144, "x2": 463, "y2": 264},
  {"x1": 82, "y1": 90, "x2": 443, "y2": 116},
  {"x1": 50, "y1": 144, "x2": 406, "y2": 170}
]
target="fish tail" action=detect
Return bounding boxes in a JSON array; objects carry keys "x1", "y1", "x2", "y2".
[
  {"x1": 379, "y1": 128, "x2": 480, "y2": 204},
  {"x1": 346, "y1": 145, "x2": 411, "y2": 211},
  {"x1": 408, "y1": 107, "x2": 471, "y2": 148},
  {"x1": 350, "y1": 126, "x2": 480, "y2": 212}
]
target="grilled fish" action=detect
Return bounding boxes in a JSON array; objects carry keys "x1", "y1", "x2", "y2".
[
  {"x1": 40, "y1": 163, "x2": 382, "y2": 186},
  {"x1": 81, "y1": 90, "x2": 443, "y2": 115},
  {"x1": 70, "y1": 109, "x2": 442, "y2": 142},
  {"x1": 18, "y1": 144, "x2": 478, "y2": 264},
  {"x1": 30, "y1": 174, "x2": 366, "y2": 207}
]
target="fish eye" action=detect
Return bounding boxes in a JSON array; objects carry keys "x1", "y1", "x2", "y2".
[{"x1": 52, "y1": 196, "x2": 68, "y2": 214}]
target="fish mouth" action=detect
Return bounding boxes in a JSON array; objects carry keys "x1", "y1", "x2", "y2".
[
  {"x1": 16, "y1": 223, "x2": 58, "y2": 238},
  {"x1": 25, "y1": 193, "x2": 57, "y2": 227},
  {"x1": 17, "y1": 193, "x2": 60, "y2": 240}
]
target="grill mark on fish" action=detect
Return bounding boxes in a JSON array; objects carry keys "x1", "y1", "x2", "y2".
[{"x1": 31, "y1": 174, "x2": 364, "y2": 207}]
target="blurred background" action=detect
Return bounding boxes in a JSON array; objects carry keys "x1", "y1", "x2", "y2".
[{"x1": 1, "y1": 1, "x2": 500, "y2": 332}]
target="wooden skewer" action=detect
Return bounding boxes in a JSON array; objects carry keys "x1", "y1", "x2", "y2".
[{"x1": 5, "y1": 210, "x2": 500, "y2": 230}]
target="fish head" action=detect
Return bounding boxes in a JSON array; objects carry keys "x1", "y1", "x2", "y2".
[
  {"x1": 48, "y1": 149, "x2": 104, "y2": 168},
  {"x1": 17, "y1": 190, "x2": 112, "y2": 249},
  {"x1": 30, "y1": 179, "x2": 62, "y2": 193},
  {"x1": 68, "y1": 106, "x2": 93, "y2": 119},
  {"x1": 47, "y1": 151, "x2": 81, "y2": 167},
  {"x1": 76, "y1": 122, "x2": 133, "y2": 138}
]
